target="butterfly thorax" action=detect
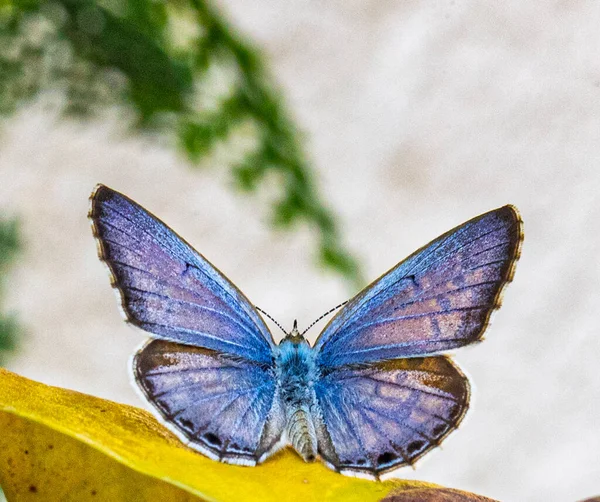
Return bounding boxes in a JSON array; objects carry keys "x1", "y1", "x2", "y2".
[{"x1": 275, "y1": 335, "x2": 319, "y2": 462}]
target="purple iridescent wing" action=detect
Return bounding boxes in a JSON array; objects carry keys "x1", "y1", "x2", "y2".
[
  {"x1": 314, "y1": 357, "x2": 469, "y2": 477},
  {"x1": 134, "y1": 340, "x2": 285, "y2": 464},
  {"x1": 91, "y1": 185, "x2": 284, "y2": 464},
  {"x1": 315, "y1": 206, "x2": 523, "y2": 367},
  {"x1": 89, "y1": 184, "x2": 275, "y2": 364}
]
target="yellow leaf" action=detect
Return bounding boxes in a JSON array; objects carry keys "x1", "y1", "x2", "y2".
[
  {"x1": 0, "y1": 368, "x2": 436, "y2": 501},
  {"x1": 0, "y1": 413, "x2": 198, "y2": 501}
]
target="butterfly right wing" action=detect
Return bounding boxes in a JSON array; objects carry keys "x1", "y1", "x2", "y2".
[
  {"x1": 134, "y1": 339, "x2": 286, "y2": 465},
  {"x1": 313, "y1": 356, "x2": 469, "y2": 478},
  {"x1": 312, "y1": 206, "x2": 519, "y2": 476},
  {"x1": 315, "y1": 206, "x2": 523, "y2": 367}
]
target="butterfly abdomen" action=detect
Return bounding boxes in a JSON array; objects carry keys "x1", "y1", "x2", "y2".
[
  {"x1": 276, "y1": 339, "x2": 319, "y2": 462},
  {"x1": 287, "y1": 405, "x2": 318, "y2": 461}
]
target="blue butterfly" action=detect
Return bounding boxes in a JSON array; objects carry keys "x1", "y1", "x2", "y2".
[{"x1": 89, "y1": 185, "x2": 522, "y2": 479}]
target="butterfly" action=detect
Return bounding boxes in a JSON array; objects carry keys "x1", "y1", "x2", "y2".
[{"x1": 89, "y1": 184, "x2": 522, "y2": 479}]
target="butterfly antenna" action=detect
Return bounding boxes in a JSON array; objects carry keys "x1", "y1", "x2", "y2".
[
  {"x1": 301, "y1": 300, "x2": 349, "y2": 336},
  {"x1": 255, "y1": 306, "x2": 288, "y2": 335}
]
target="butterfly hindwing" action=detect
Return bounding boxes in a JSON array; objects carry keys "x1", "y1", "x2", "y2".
[
  {"x1": 134, "y1": 339, "x2": 286, "y2": 465},
  {"x1": 314, "y1": 356, "x2": 470, "y2": 477},
  {"x1": 89, "y1": 185, "x2": 275, "y2": 364},
  {"x1": 315, "y1": 206, "x2": 523, "y2": 367}
]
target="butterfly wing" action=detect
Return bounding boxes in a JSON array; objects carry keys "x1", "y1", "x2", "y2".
[
  {"x1": 134, "y1": 339, "x2": 286, "y2": 464},
  {"x1": 91, "y1": 185, "x2": 284, "y2": 463},
  {"x1": 89, "y1": 184, "x2": 275, "y2": 364},
  {"x1": 314, "y1": 357, "x2": 469, "y2": 477},
  {"x1": 315, "y1": 206, "x2": 523, "y2": 367}
]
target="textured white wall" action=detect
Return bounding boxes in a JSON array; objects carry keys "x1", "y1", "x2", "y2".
[{"x1": 1, "y1": 2, "x2": 599, "y2": 501}]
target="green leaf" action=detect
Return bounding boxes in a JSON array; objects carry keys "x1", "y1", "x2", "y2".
[
  {"x1": 0, "y1": 218, "x2": 19, "y2": 269},
  {"x1": 0, "y1": 368, "x2": 437, "y2": 501},
  {"x1": 60, "y1": 0, "x2": 193, "y2": 119},
  {"x1": 0, "y1": 0, "x2": 363, "y2": 288},
  {"x1": 0, "y1": 316, "x2": 19, "y2": 355},
  {"x1": 0, "y1": 218, "x2": 21, "y2": 363}
]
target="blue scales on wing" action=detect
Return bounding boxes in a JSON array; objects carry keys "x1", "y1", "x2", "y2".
[
  {"x1": 315, "y1": 206, "x2": 523, "y2": 368},
  {"x1": 89, "y1": 184, "x2": 275, "y2": 364},
  {"x1": 90, "y1": 185, "x2": 285, "y2": 463},
  {"x1": 314, "y1": 357, "x2": 469, "y2": 477},
  {"x1": 134, "y1": 340, "x2": 286, "y2": 464},
  {"x1": 311, "y1": 206, "x2": 522, "y2": 476}
]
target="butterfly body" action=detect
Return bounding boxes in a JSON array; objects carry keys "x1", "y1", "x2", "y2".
[
  {"x1": 276, "y1": 330, "x2": 320, "y2": 462},
  {"x1": 90, "y1": 185, "x2": 522, "y2": 479}
]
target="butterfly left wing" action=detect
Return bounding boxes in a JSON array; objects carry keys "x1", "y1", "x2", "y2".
[
  {"x1": 90, "y1": 186, "x2": 285, "y2": 464},
  {"x1": 313, "y1": 356, "x2": 469, "y2": 478},
  {"x1": 89, "y1": 184, "x2": 275, "y2": 364},
  {"x1": 134, "y1": 339, "x2": 286, "y2": 465}
]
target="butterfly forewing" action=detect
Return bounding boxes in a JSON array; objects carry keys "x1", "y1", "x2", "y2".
[
  {"x1": 134, "y1": 340, "x2": 285, "y2": 464},
  {"x1": 314, "y1": 357, "x2": 469, "y2": 477},
  {"x1": 89, "y1": 185, "x2": 275, "y2": 364},
  {"x1": 315, "y1": 206, "x2": 523, "y2": 367}
]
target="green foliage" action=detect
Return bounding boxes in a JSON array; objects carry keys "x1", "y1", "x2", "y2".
[
  {"x1": 0, "y1": 0, "x2": 363, "y2": 287},
  {"x1": 0, "y1": 218, "x2": 20, "y2": 364}
]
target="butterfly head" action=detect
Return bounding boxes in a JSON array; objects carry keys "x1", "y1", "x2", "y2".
[{"x1": 284, "y1": 319, "x2": 307, "y2": 344}]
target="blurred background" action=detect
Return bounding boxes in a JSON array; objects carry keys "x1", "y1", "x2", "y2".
[{"x1": 1, "y1": 1, "x2": 599, "y2": 501}]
